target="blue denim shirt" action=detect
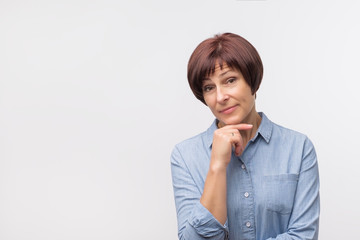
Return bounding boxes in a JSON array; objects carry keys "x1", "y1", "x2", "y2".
[{"x1": 171, "y1": 113, "x2": 320, "y2": 240}]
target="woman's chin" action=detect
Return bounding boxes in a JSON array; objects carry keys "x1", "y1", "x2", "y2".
[
  {"x1": 226, "y1": 116, "x2": 245, "y2": 123},
  {"x1": 219, "y1": 119, "x2": 243, "y2": 126}
]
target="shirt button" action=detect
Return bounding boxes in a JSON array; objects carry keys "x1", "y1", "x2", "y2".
[
  {"x1": 244, "y1": 192, "x2": 249, "y2": 198},
  {"x1": 246, "y1": 222, "x2": 251, "y2": 228},
  {"x1": 241, "y1": 164, "x2": 246, "y2": 169}
]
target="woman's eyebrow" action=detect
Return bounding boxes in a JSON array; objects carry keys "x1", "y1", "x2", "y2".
[
  {"x1": 219, "y1": 70, "x2": 233, "y2": 77},
  {"x1": 202, "y1": 69, "x2": 236, "y2": 83},
  {"x1": 202, "y1": 77, "x2": 212, "y2": 82},
  {"x1": 202, "y1": 79, "x2": 211, "y2": 84}
]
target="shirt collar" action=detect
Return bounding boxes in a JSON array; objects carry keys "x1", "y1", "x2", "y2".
[
  {"x1": 204, "y1": 119, "x2": 218, "y2": 148},
  {"x1": 253, "y1": 112, "x2": 272, "y2": 144},
  {"x1": 204, "y1": 112, "x2": 273, "y2": 148}
]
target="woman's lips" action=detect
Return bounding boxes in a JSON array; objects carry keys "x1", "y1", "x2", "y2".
[{"x1": 220, "y1": 105, "x2": 237, "y2": 114}]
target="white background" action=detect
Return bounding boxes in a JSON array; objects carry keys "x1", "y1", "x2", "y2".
[{"x1": 0, "y1": 0, "x2": 359, "y2": 239}]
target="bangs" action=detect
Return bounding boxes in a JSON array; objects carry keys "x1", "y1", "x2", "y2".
[{"x1": 199, "y1": 54, "x2": 242, "y2": 82}]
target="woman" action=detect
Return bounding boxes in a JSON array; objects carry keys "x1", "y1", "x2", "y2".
[{"x1": 170, "y1": 33, "x2": 320, "y2": 240}]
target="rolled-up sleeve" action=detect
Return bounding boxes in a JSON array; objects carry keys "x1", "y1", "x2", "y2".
[
  {"x1": 171, "y1": 146, "x2": 228, "y2": 240},
  {"x1": 265, "y1": 137, "x2": 320, "y2": 240}
]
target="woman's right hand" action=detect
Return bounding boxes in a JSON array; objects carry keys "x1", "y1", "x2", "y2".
[{"x1": 210, "y1": 124, "x2": 253, "y2": 169}]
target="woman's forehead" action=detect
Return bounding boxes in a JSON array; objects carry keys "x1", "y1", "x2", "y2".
[
  {"x1": 205, "y1": 61, "x2": 231, "y2": 76},
  {"x1": 214, "y1": 61, "x2": 230, "y2": 71},
  {"x1": 206, "y1": 61, "x2": 236, "y2": 77},
  {"x1": 203, "y1": 63, "x2": 241, "y2": 82}
]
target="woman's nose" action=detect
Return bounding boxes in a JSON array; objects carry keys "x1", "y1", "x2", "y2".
[{"x1": 216, "y1": 87, "x2": 229, "y2": 103}]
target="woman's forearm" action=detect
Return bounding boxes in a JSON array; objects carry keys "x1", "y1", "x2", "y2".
[
  {"x1": 200, "y1": 124, "x2": 252, "y2": 226},
  {"x1": 200, "y1": 160, "x2": 228, "y2": 225}
]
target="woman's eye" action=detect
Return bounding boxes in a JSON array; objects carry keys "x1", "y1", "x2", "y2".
[
  {"x1": 203, "y1": 85, "x2": 214, "y2": 92},
  {"x1": 227, "y1": 77, "x2": 236, "y2": 84}
]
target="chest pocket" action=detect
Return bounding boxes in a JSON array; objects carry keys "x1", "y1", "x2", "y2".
[{"x1": 263, "y1": 174, "x2": 299, "y2": 215}]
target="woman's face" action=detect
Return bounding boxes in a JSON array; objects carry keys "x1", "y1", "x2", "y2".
[{"x1": 202, "y1": 62, "x2": 257, "y2": 126}]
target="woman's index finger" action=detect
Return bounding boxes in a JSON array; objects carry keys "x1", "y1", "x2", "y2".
[
  {"x1": 220, "y1": 123, "x2": 253, "y2": 130},
  {"x1": 234, "y1": 124, "x2": 253, "y2": 130}
]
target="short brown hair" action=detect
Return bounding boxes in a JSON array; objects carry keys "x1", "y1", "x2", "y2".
[{"x1": 187, "y1": 33, "x2": 263, "y2": 105}]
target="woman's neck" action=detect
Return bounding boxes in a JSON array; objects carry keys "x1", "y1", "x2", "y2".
[{"x1": 240, "y1": 111, "x2": 262, "y2": 143}]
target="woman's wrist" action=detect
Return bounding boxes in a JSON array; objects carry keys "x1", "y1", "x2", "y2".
[{"x1": 209, "y1": 159, "x2": 228, "y2": 173}]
